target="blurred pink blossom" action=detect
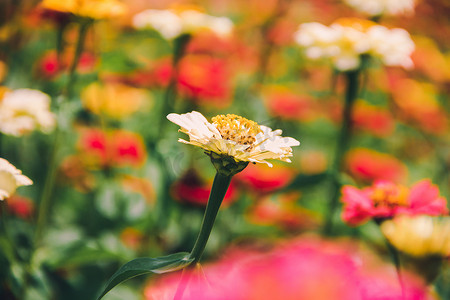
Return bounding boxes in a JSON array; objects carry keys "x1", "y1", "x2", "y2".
[{"x1": 341, "y1": 179, "x2": 448, "y2": 225}]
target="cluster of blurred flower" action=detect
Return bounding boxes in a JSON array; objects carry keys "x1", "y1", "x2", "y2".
[
  {"x1": 144, "y1": 237, "x2": 431, "y2": 300},
  {"x1": 133, "y1": 7, "x2": 233, "y2": 40},
  {"x1": 294, "y1": 18, "x2": 415, "y2": 71}
]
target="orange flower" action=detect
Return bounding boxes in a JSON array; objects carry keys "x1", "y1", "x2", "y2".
[
  {"x1": 81, "y1": 82, "x2": 149, "y2": 120},
  {"x1": 264, "y1": 86, "x2": 318, "y2": 122},
  {"x1": 345, "y1": 148, "x2": 408, "y2": 183},
  {"x1": 247, "y1": 192, "x2": 320, "y2": 231},
  {"x1": 41, "y1": 0, "x2": 127, "y2": 19},
  {"x1": 390, "y1": 77, "x2": 448, "y2": 135},
  {"x1": 352, "y1": 100, "x2": 395, "y2": 137},
  {"x1": 120, "y1": 227, "x2": 144, "y2": 250}
]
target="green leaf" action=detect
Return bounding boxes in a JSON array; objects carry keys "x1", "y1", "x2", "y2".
[{"x1": 97, "y1": 252, "x2": 193, "y2": 300}]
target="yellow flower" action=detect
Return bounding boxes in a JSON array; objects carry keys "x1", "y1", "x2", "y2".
[
  {"x1": 167, "y1": 111, "x2": 300, "y2": 168},
  {"x1": 0, "y1": 158, "x2": 33, "y2": 200},
  {"x1": 381, "y1": 215, "x2": 450, "y2": 257},
  {"x1": 81, "y1": 82, "x2": 149, "y2": 119},
  {"x1": 41, "y1": 0, "x2": 126, "y2": 19}
]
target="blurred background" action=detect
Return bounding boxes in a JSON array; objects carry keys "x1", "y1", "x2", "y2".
[{"x1": 0, "y1": 0, "x2": 449, "y2": 299}]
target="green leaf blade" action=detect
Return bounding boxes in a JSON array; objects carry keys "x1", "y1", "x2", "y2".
[{"x1": 97, "y1": 252, "x2": 193, "y2": 300}]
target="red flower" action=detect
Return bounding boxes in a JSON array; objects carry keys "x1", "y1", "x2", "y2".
[
  {"x1": 172, "y1": 169, "x2": 237, "y2": 207},
  {"x1": 78, "y1": 128, "x2": 146, "y2": 169},
  {"x1": 264, "y1": 87, "x2": 318, "y2": 122},
  {"x1": 110, "y1": 130, "x2": 146, "y2": 167},
  {"x1": 236, "y1": 163, "x2": 294, "y2": 193},
  {"x1": 177, "y1": 55, "x2": 231, "y2": 107},
  {"x1": 345, "y1": 148, "x2": 408, "y2": 183},
  {"x1": 6, "y1": 195, "x2": 34, "y2": 219},
  {"x1": 341, "y1": 179, "x2": 448, "y2": 226}
]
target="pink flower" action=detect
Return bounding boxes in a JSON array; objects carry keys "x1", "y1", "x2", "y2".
[
  {"x1": 144, "y1": 237, "x2": 430, "y2": 300},
  {"x1": 341, "y1": 179, "x2": 448, "y2": 226}
]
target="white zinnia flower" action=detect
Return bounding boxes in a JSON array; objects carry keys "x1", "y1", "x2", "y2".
[
  {"x1": 0, "y1": 88, "x2": 56, "y2": 136},
  {"x1": 293, "y1": 18, "x2": 415, "y2": 71},
  {"x1": 167, "y1": 111, "x2": 300, "y2": 167},
  {"x1": 344, "y1": 0, "x2": 416, "y2": 16},
  {"x1": 367, "y1": 26, "x2": 415, "y2": 69},
  {"x1": 132, "y1": 9, "x2": 233, "y2": 40},
  {"x1": 0, "y1": 158, "x2": 33, "y2": 200}
]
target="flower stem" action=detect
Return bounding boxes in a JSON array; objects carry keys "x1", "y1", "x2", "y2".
[
  {"x1": 323, "y1": 69, "x2": 360, "y2": 235},
  {"x1": 173, "y1": 172, "x2": 231, "y2": 300},
  {"x1": 65, "y1": 19, "x2": 91, "y2": 98},
  {"x1": 189, "y1": 172, "x2": 232, "y2": 262},
  {"x1": 33, "y1": 127, "x2": 61, "y2": 247},
  {"x1": 385, "y1": 238, "x2": 405, "y2": 299}
]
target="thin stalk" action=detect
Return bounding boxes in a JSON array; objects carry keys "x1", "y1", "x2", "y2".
[
  {"x1": 33, "y1": 127, "x2": 60, "y2": 247},
  {"x1": 188, "y1": 172, "x2": 232, "y2": 262},
  {"x1": 323, "y1": 69, "x2": 360, "y2": 235},
  {"x1": 173, "y1": 172, "x2": 232, "y2": 300},
  {"x1": 66, "y1": 19, "x2": 91, "y2": 98},
  {"x1": 34, "y1": 19, "x2": 91, "y2": 246},
  {"x1": 385, "y1": 239, "x2": 405, "y2": 299}
]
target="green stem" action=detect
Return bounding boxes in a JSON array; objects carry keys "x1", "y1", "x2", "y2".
[
  {"x1": 66, "y1": 19, "x2": 91, "y2": 98},
  {"x1": 173, "y1": 172, "x2": 232, "y2": 300},
  {"x1": 385, "y1": 239, "x2": 405, "y2": 299},
  {"x1": 33, "y1": 127, "x2": 61, "y2": 247},
  {"x1": 323, "y1": 69, "x2": 360, "y2": 235},
  {"x1": 189, "y1": 172, "x2": 232, "y2": 263}
]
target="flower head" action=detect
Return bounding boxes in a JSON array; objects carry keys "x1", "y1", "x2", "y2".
[
  {"x1": 0, "y1": 158, "x2": 33, "y2": 200},
  {"x1": 144, "y1": 237, "x2": 429, "y2": 300},
  {"x1": 41, "y1": 0, "x2": 126, "y2": 19},
  {"x1": 344, "y1": 0, "x2": 417, "y2": 16},
  {"x1": 381, "y1": 215, "x2": 450, "y2": 258},
  {"x1": 341, "y1": 179, "x2": 448, "y2": 225},
  {"x1": 167, "y1": 111, "x2": 300, "y2": 172},
  {"x1": 81, "y1": 82, "x2": 149, "y2": 120},
  {"x1": 132, "y1": 9, "x2": 233, "y2": 40},
  {"x1": 345, "y1": 148, "x2": 408, "y2": 183},
  {"x1": 294, "y1": 18, "x2": 415, "y2": 71},
  {"x1": 0, "y1": 88, "x2": 56, "y2": 136}
]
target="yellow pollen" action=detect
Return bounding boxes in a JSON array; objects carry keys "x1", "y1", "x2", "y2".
[
  {"x1": 211, "y1": 114, "x2": 262, "y2": 147},
  {"x1": 371, "y1": 184, "x2": 410, "y2": 208}
]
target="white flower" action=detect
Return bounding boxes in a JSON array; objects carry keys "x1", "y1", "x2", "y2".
[
  {"x1": 132, "y1": 9, "x2": 183, "y2": 39},
  {"x1": 132, "y1": 9, "x2": 233, "y2": 39},
  {"x1": 0, "y1": 88, "x2": 56, "y2": 136},
  {"x1": 293, "y1": 18, "x2": 415, "y2": 71},
  {"x1": 367, "y1": 26, "x2": 415, "y2": 69},
  {"x1": 167, "y1": 111, "x2": 300, "y2": 167},
  {"x1": 0, "y1": 158, "x2": 32, "y2": 200},
  {"x1": 344, "y1": 0, "x2": 416, "y2": 16}
]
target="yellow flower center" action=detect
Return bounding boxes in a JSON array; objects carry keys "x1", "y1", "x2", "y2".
[
  {"x1": 333, "y1": 18, "x2": 376, "y2": 32},
  {"x1": 211, "y1": 114, "x2": 262, "y2": 146},
  {"x1": 370, "y1": 183, "x2": 410, "y2": 208}
]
